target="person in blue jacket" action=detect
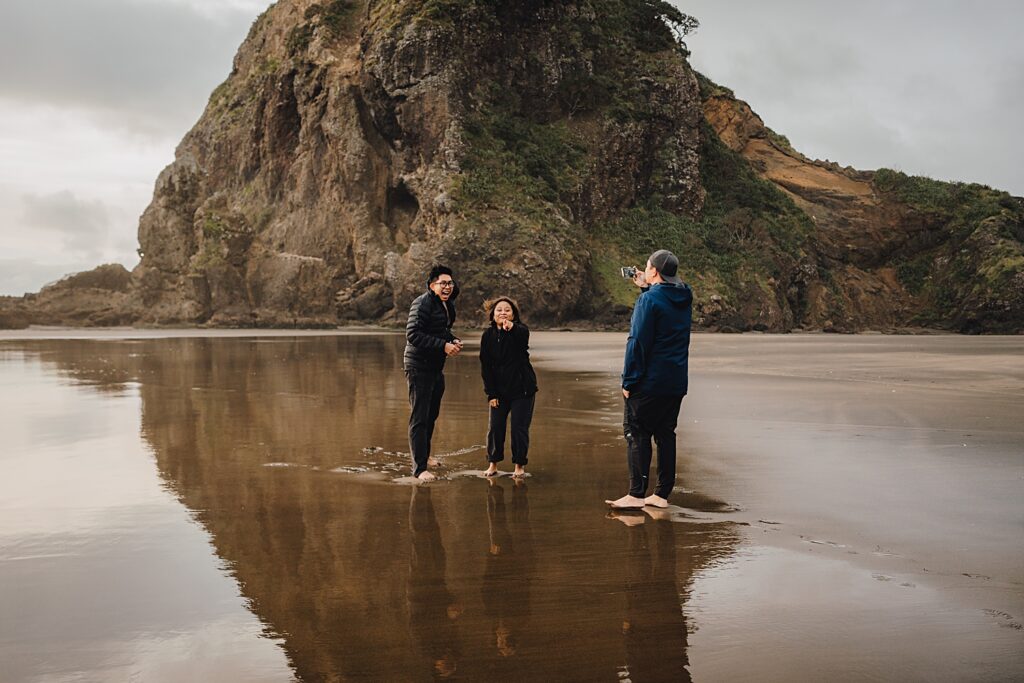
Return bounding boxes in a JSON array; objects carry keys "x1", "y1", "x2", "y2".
[{"x1": 606, "y1": 249, "x2": 693, "y2": 510}]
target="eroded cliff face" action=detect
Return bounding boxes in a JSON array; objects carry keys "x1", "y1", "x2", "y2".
[
  {"x1": 134, "y1": 0, "x2": 426, "y2": 326},
  {"x1": 3, "y1": 0, "x2": 1020, "y2": 332},
  {"x1": 122, "y1": 0, "x2": 705, "y2": 327}
]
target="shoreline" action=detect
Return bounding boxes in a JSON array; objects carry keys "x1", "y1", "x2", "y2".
[{"x1": 1, "y1": 321, "x2": 1008, "y2": 340}]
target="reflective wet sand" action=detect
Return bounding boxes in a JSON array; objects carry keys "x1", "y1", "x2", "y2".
[{"x1": 1, "y1": 331, "x2": 1021, "y2": 681}]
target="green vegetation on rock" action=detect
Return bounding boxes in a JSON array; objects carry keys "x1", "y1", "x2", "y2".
[
  {"x1": 287, "y1": 0, "x2": 359, "y2": 54},
  {"x1": 592, "y1": 121, "x2": 814, "y2": 308}
]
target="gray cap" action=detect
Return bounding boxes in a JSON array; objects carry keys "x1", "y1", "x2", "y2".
[{"x1": 649, "y1": 249, "x2": 682, "y2": 284}]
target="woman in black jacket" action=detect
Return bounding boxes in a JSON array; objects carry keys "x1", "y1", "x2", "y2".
[{"x1": 480, "y1": 297, "x2": 538, "y2": 478}]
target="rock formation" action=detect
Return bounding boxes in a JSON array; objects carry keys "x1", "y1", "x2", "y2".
[
  {"x1": 2, "y1": 0, "x2": 1021, "y2": 332},
  {"x1": 700, "y1": 79, "x2": 1023, "y2": 332}
]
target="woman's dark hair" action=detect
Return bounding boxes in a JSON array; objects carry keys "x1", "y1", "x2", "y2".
[
  {"x1": 427, "y1": 264, "x2": 453, "y2": 285},
  {"x1": 484, "y1": 296, "x2": 521, "y2": 325}
]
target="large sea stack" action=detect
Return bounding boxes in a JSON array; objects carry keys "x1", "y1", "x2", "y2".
[{"x1": 5, "y1": 0, "x2": 1022, "y2": 332}]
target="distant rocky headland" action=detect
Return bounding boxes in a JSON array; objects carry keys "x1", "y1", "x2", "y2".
[{"x1": 2, "y1": 0, "x2": 1021, "y2": 333}]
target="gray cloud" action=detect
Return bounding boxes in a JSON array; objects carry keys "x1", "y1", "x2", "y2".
[
  {"x1": 678, "y1": 0, "x2": 1024, "y2": 194},
  {"x1": 21, "y1": 191, "x2": 119, "y2": 260},
  {"x1": 0, "y1": 0, "x2": 263, "y2": 138},
  {"x1": 0, "y1": 259, "x2": 100, "y2": 296}
]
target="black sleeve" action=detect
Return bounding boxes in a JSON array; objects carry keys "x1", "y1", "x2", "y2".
[
  {"x1": 510, "y1": 322, "x2": 530, "y2": 354},
  {"x1": 479, "y1": 329, "x2": 499, "y2": 400}
]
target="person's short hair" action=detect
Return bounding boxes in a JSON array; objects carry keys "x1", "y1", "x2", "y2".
[
  {"x1": 484, "y1": 296, "x2": 521, "y2": 325},
  {"x1": 427, "y1": 264, "x2": 453, "y2": 286}
]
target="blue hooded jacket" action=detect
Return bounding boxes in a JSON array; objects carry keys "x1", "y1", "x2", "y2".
[{"x1": 621, "y1": 282, "x2": 693, "y2": 396}]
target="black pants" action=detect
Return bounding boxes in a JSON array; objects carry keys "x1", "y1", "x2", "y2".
[
  {"x1": 487, "y1": 394, "x2": 535, "y2": 465},
  {"x1": 623, "y1": 393, "x2": 684, "y2": 498},
  {"x1": 407, "y1": 369, "x2": 445, "y2": 476}
]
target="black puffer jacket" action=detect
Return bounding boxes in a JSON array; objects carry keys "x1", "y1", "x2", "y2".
[
  {"x1": 403, "y1": 288, "x2": 458, "y2": 372},
  {"x1": 479, "y1": 322, "x2": 538, "y2": 401}
]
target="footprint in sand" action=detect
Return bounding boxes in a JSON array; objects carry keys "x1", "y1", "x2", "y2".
[{"x1": 983, "y1": 609, "x2": 1023, "y2": 630}]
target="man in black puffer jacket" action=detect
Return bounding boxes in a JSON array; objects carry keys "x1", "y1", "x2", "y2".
[{"x1": 404, "y1": 265, "x2": 463, "y2": 481}]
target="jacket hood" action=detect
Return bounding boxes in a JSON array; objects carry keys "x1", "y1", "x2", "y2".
[{"x1": 653, "y1": 281, "x2": 692, "y2": 308}]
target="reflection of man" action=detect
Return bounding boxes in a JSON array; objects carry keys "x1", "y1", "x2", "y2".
[
  {"x1": 408, "y1": 486, "x2": 462, "y2": 677},
  {"x1": 620, "y1": 515, "x2": 692, "y2": 682},
  {"x1": 607, "y1": 250, "x2": 692, "y2": 510},
  {"x1": 404, "y1": 265, "x2": 463, "y2": 481}
]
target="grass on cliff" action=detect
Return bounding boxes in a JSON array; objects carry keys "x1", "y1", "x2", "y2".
[
  {"x1": 874, "y1": 169, "x2": 1023, "y2": 301},
  {"x1": 456, "y1": 96, "x2": 586, "y2": 210},
  {"x1": 873, "y1": 168, "x2": 1011, "y2": 231},
  {"x1": 592, "y1": 121, "x2": 815, "y2": 304}
]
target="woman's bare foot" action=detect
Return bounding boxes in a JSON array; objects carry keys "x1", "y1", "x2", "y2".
[
  {"x1": 484, "y1": 463, "x2": 499, "y2": 477},
  {"x1": 417, "y1": 470, "x2": 437, "y2": 482},
  {"x1": 643, "y1": 494, "x2": 669, "y2": 508},
  {"x1": 428, "y1": 456, "x2": 441, "y2": 467},
  {"x1": 513, "y1": 465, "x2": 526, "y2": 478},
  {"x1": 605, "y1": 494, "x2": 644, "y2": 510}
]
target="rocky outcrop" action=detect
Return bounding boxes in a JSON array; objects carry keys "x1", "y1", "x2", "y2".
[
  {"x1": 4, "y1": 0, "x2": 1020, "y2": 332},
  {"x1": 0, "y1": 264, "x2": 135, "y2": 328},
  {"x1": 701, "y1": 81, "x2": 1023, "y2": 332}
]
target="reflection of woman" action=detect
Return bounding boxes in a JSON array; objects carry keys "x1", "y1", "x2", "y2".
[
  {"x1": 479, "y1": 297, "x2": 538, "y2": 478},
  {"x1": 481, "y1": 480, "x2": 534, "y2": 658}
]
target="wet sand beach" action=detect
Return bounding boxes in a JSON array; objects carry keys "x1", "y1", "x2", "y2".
[{"x1": 1, "y1": 330, "x2": 1021, "y2": 681}]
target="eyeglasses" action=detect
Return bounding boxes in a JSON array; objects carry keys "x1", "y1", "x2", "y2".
[{"x1": 435, "y1": 280, "x2": 455, "y2": 289}]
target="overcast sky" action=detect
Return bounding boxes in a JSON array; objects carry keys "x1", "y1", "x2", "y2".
[{"x1": 1, "y1": 0, "x2": 1021, "y2": 295}]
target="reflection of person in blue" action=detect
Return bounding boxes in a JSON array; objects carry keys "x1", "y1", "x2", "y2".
[
  {"x1": 407, "y1": 486, "x2": 462, "y2": 678},
  {"x1": 614, "y1": 513, "x2": 691, "y2": 682},
  {"x1": 481, "y1": 479, "x2": 534, "y2": 658}
]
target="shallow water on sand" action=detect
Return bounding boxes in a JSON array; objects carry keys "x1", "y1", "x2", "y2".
[{"x1": 1, "y1": 332, "x2": 1021, "y2": 681}]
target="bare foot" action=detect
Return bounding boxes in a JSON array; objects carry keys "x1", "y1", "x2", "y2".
[
  {"x1": 417, "y1": 470, "x2": 437, "y2": 482},
  {"x1": 605, "y1": 494, "x2": 644, "y2": 510},
  {"x1": 484, "y1": 464, "x2": 499, "y2": 477},
  {"x1": 643, "y1": 494, "x2": 669, "y2": 508},
  {"x1": 513, "y1": 466, "x2": 526, "y2": 478},
  {"x1": 428, "y1": 456, "x2": 441, "y2": 467}
]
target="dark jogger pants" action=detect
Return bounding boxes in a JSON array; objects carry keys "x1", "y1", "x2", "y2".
[
  {"x1": 487, "y1": 394, "x2": 535, "y2": 465},
  {"x1": 623, "y1": 393, "x2": 684, "y2": 498},
  {"x1": 407, "y1": 369, "x2": 445, "y2": 476}
]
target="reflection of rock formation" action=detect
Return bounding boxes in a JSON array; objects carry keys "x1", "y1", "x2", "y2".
[
  {"x1": 621, "y1": 516, "x2": 692, "y2": 683},
  {"x1": 408, "y1": 487, "x2": 462, "y2": 678},
  {"x1": 481, "y1": 481, "x2": 534, "y2": 660},
  {"x1": 25, "y1": 336, "x2": 741, "y2": 680}
]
